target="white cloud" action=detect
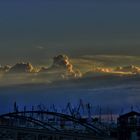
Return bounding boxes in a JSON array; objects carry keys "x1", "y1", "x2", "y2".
[{"x1": 36, "y1": 46, "x2": 45, "y2": 50}]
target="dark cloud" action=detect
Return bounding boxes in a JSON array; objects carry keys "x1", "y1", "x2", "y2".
[
  {"x1": 0, "y1": 65, "x2": 11, "y2": 73},
  {"x1": 8, "y1": 62, "x2": 36, "y2": 73}
]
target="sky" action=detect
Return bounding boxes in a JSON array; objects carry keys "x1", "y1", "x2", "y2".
[
  {"x1": 1, "y1": 1, "x2": 140, "y2": 114},
  {"x1": 0, "y1": 1, "x2": 140, "y2": 65}
]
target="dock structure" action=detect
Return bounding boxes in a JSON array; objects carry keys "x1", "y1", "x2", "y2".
[
  {"x1": 0, "y1": 110, "x2": 115, "y2": 140},
  {"x1": 117, "y1": 111, "x2": 140, "y2": 140}
]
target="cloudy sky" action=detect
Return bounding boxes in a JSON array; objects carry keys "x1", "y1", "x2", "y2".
[
  {"x1": 1, "y1": 1, "x2": 140, "y2": 114},
  {"x1": 0, "y1": 1, "x2": 140, "y2": 65}
]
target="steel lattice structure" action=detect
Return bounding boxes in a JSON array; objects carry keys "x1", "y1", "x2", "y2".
[{"x1": 0, "y1": 110, "x2": 107, "y2": 137}]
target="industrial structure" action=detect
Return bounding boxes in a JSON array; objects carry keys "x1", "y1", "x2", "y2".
[
  {"x1": 0, "y1": 102, "x2": 116, "y2": 140},
  {"x1": 117, "y1": 111, "x2": 140, "y2": 140}
]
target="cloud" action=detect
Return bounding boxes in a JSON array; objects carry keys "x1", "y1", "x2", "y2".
[
  {"x1": 36, "y1": 46, "x2": 45, "y2": 50},
  {"x1": 83, "y1": 65, "x2": 140, "y2": 78},
  {"x1": 0, "y1": 65, "x2": 11, "y2": 73},
  {"x1": 0, "y1": 55, "x2": 82, "y2": 86},
  {"x1": 115, "y1": 65, "x2": 140, "y2": 74},
  {"x1": 80, "y1": 55, "x2": 140, "y2": 67},
  {"x1": 8, "y1": 62, "x2": 38, "y2": 73},
  {"x1": 1, "y1": 54, "x2": 140, "y2": 86},
  {"x1": 40, "y1": 54, "x2": 82, "y2": 79}
]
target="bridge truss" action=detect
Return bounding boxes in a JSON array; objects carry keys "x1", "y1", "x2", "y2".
[{"x1": 0, "y1": 110, "x2": 109, "y2": 140}]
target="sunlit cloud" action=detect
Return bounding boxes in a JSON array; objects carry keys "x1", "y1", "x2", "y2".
[
  {"x1": 115, "y1": 65, "x2": 140, "y2": 74},
  {"x1": 40, "y1": 54, "x2": 82, "y2": 79},
  {"x1": 0, "y1": 54, "x2": 140, "y2": 86},
  {"x1": 0, "y1": 54, "x2": 82, "y2": 86},
  {"x1": 83, "y1": 64, "x2": 140, "y2": 79}
]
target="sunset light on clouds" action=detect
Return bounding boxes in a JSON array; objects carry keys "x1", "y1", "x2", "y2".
[{"x1": 0, "y1": 1, "x2": 140, "y2": 124}]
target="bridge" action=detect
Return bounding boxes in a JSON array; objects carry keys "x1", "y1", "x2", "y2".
[{"x1": 0, "y1": 110, "x2": 115, "y2": 140}]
